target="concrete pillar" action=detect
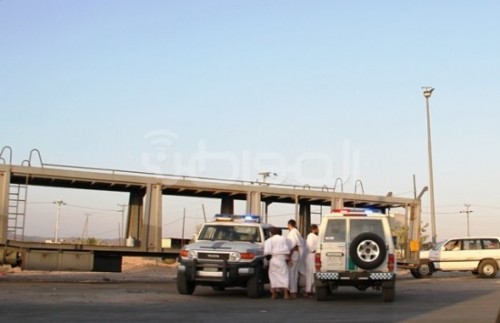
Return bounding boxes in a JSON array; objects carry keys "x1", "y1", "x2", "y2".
[
  {"x1": 331, "y1": 197, "x2": 344, "y2": 210},
  {"x1": 0, "y1": 170, "x2": 10, "y2": 243},
  {"x1": 220, "y1": 197, "x2": 234, "y2": 214},
  {"x1": 126, "y1": 189, "x2": 145, "y2": 246},
  {"x1": 246, "y1": 191, "x2": 261, "y2": 215},
  {"x1": 299, "y1": 202, "x2": 311, "y2": 236},
  {"x1": 142, "y1": 184, "x2": 163, "y2": 252}
]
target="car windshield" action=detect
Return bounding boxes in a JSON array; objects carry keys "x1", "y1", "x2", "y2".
[{"x1": 198, "y1": 225, "x2": 260, "y2": 242}]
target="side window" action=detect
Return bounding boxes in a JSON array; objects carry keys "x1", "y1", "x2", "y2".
[
  {"x1": 463, "y1": 239, "x2": 481, "y2": 250},
  {"x1": 324, "y1": 219, "x2": 346, "y2": 242},
  {"x1": 444, "y1": 240, "x2": 462, "y2": 251},
  {"x1": 263, "y1": 228, "x2": 271, "y2": 241},
  {"x1": 482, "y1": 239, "x2": 500, "y2": 249}
]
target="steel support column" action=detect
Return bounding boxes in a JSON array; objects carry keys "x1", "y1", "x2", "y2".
[{"x1": 0, "y1": 170, "x2": 10, "y2": 243}]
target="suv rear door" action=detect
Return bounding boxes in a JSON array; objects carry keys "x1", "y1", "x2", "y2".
[{"x1": 321, "y1": 218, "x2": 347, "y2": 271}]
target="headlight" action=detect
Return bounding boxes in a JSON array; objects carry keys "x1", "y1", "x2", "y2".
[
  {"x1": 188, "y1": 250, "x2": 197, "y2": 260},
  {"x1": 229, "y1": 252, "x2": 241, "y2": 262}
]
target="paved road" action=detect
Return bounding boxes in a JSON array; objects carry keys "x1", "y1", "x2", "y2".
[{"x1": 0, "y1": 270, "x2": 499, "y2": 322}]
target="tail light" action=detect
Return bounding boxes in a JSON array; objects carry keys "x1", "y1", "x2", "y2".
[
  {"x1": 315, "y1": 253, "x2": 322, "y2": 271},
  {"x1": 387, "y1": 254, "x2": 395, "y2": 272}
]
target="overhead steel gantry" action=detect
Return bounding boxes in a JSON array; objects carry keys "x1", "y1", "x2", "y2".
[{"x1": 0, "y1": 152, "x2": 423, "y2": 272}]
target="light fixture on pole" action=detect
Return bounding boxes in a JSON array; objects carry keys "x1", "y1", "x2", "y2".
[
  {"x1": 422, "y1": 86, "x2": 437, "y2": 245},
  {"x1": 53, "y1": 199, "x2": 66, "y2": 243}
]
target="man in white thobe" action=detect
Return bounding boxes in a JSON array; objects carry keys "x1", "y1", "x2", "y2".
[
  {"x1": 264, "y1": 227, "x2": 292, "y2": 299},
  {"x1": 304, "y1": 224, "x2": 319, "y2": 297},
  {"x1": 286, "y1": 219, "x2": 305, "y2": 298}
]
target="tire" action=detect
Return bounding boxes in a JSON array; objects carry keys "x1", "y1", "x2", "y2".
[
  {"x1": 176, "y1": 272, "x2": 196, "y2": 295},
  {"x1": 349, "y1": 233, "x2": 387, "y2": 270},
  {"x1": 478, "y1": 260, "x2": 498, "y2": 279},
  {"x1": 382, "y1": 280, "x2": 396, "y2": 302},
  {"x1": 410, "y1": 269, "x2": 422, "y2": 279},
  {"x1": 382, "y1": 286, "x2": 395, "y2": 302},
  {"x1": 415, "y1": 263, "x2": 433, "y2": 278},
  {"x1": 246, "y1": 268, "x2": 265, "y2": 298},
  {"x1": 315, "y1": 285, "x2": 330, "y2": 301}
]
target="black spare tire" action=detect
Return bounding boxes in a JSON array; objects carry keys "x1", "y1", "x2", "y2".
[{"x1": 349, "y1": 232, "x2": 387, "y2": 270}]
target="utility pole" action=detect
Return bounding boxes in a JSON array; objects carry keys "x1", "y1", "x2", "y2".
[
  {"x1": 181, "y1": 208, "x2": 186, "y2": 248},
  {"x1": 53, "y1": 199, "x2": 66, "y2": 243},
  {"x1": 117, "y1": 203, "x2": 127, "y2": 246},
  {"x1": 81, "y1": 213, "x2": 91, "y2": 242},
  {"x1": 459, "y1": 204, "x2": 473, "y2": 237}
]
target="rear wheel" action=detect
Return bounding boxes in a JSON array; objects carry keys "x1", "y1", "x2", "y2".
[
  {"x1": 410, "y1": 269, "x2": 422, "y2": 279},
  {"x1": 315, "y1": 285, "x2": 330, "y2": 301},
  {"x1": 478, "y1": 260, "x2": 497, "y2": 278},
  {"x1": 382, "y1": 286, "x2": 395, "y2": 302},
  {"x1": 382, "y1": 279, "x2": 396, "y2": 302},
  {"x1": 176, "y1": 272, "x2": 196, "y2": 295}
]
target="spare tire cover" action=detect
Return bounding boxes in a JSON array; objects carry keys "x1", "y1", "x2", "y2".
[{"x1": 349, "y1": 232, "x2": 387, "y2": 270}]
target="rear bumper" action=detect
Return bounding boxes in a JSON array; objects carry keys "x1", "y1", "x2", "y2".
[{"x1": 315, "y1": 271, "x2": 395, "y2": 287}]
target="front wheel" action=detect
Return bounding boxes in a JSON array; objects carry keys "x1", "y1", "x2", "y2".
[
  {"x1": 247, "y1": 270, "x2": 264, "y2": 298},
  {"x1": 177, "y1": 272, "x2": 196, "y2": 295},
  {"x1": 411, "y1": 263, "x2": 433, "y2": 278}
]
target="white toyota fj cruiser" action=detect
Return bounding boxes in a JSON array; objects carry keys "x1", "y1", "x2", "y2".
[{"x1": 176, "y1": 214, "x2": 273, "y2": 298}]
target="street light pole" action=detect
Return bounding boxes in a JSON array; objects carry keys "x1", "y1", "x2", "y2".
[
  {"x1": 422, "y1": 87, "x2": 437, "y2": 245},
  {"x1": 460, "y1": 204, "x2": 473, "y2": 236}
]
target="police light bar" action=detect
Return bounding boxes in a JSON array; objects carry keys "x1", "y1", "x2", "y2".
[
  {"x1": 214, "y1": 214, "x2": 262, "y2": 223},
  {"x1": 331, "y1": 208, "x2": 375, "y2": 216}
]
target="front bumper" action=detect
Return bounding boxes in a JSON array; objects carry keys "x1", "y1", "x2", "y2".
[{"x1": 178, "y1": 258, "x2": 261, "y2": 284}]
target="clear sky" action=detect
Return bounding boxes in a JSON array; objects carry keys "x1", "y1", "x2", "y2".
[{"x1": 1, "y1": 1, "x2": 499, "y2": 241}]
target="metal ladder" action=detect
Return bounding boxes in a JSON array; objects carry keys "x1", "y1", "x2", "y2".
[{"x1": 8, "y1": 182, "x2": 28, "y2": 240}]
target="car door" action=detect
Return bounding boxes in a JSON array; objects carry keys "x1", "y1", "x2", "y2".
[
  {"x1": 437, "y1": 239, "x2": 467, "y2": 270},
  {"x1": 320, "y1": 218, "x2": 347, "y2": 271}
]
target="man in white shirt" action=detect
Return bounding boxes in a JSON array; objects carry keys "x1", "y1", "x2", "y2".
[
  {"x1": 286, "y1": 219, "x2": 305, "y2": 298},
  {"x1": 264, "y1": 227, "x2": 292, "y2": 299},
  {"x1": 304, "y1": 224, "x2": 319, "y2": 297}
]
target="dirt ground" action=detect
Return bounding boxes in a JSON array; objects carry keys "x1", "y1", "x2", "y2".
[{"x1": 0, "y1": 257, "x2": 177, "y2": 282}]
